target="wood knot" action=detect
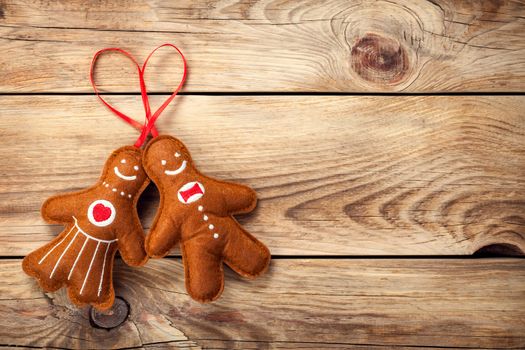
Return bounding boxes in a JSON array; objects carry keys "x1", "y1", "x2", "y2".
[
  {"x1": 351, "y1": 33, "x2": 409, "y2": 85},
  {"x1": 89, "y1": 297, "x2": 130, "y2": 330}
]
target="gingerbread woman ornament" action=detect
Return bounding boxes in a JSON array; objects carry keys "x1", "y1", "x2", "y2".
[
  {"x1": 23, "y1": 146, "x2": 150, "y2": 310},
  {"x1": 22, "y1": 45, "x2": 169, "y2": 310},
  {"x1": 143, "y1": 135, "x2": 271, "y2": 302}
]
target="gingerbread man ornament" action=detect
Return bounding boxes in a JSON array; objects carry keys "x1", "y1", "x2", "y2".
[
  {"x1": 23, "y1": 146, "x2": 150, "y2": 310},
  {"x1": 143, "y1": 135, "x2": 271, "y2": 302}
]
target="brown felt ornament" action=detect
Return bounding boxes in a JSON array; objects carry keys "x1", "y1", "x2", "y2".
[
  {"x1": 129, "y1": 44, "x2": 270, "y2": 302},
  {"x1": 143, "y1": 135, "x2": 271, "y2": 302},
  {"x1": 22, "y1": 46, "x2": 163, "y2": 310},
  {"x1": 23, "y1": 146, "x2": 150, "y2": 310}
]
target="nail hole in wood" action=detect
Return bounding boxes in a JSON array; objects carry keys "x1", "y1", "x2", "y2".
[
  {"x1": 474, "y1": 243, "x2": 523, "y2": 257},
  {"x1": 89, "y1": 296, "x2": 130, "y2": 330}
]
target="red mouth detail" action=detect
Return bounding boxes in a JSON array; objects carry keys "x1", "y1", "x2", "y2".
[
  {"x1": 93, "y1": 203, "x2": 112, "y2": 222},
  {"x1": 179, "y1": 183, "x2": 203, "y2": 203}
]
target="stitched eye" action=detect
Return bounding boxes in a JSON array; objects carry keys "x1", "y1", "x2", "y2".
[
  {"x1": 133, "y1": 165, "x2": 139, "y2": 171},
  {"x1": 161, "y1": 160, "x2": 167, "y2": 166},
  {"x1": 175, "y1": 152, "x2": 181, "y2": 157},
  {"x1": 121, "y1": 159, "x2": 126, "y2": 164}
]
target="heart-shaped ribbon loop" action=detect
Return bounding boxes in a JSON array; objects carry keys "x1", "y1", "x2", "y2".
[{"x1": 90, "y1": 44, "x2": 187, "y2": 148}]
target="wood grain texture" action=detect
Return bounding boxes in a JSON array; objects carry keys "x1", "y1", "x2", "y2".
[
  {"x1": 1, "y1": 258, "x2": 524, "y2": 349},
  {"x1": 0, "y1": 0, "x2": 524, "y2": 92},
  {"x1": 0, "y1": 95, "x2": 524, "y2": 256}
]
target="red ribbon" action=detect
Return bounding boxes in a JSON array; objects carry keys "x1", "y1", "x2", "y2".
[{"x1": 90, "y1": 44, "x2": 187, "y2": 147}]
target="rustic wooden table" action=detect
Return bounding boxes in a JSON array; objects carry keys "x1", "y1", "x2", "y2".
[{"x1": 1, "y1": 1, "x2": 524, "y2": 349}]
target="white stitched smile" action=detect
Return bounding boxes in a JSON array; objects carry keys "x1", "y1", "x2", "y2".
[
  {"x1": 164, "y1": 160, "x2": 187, "y2": 176},
  {"x1": 114, "y1": 166, "x2": 137, "y2": 181}
]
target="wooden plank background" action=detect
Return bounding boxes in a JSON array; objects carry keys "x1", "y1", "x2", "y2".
[
  {"x1": 1, "y1": 95, "x2": 524, "y2": 256},
  {"x1": 0, "y1": 0, "x2": 524, "y2": 349},
  {"x1": 0, "y1": 0, "x2": 524, "y2": 92},
  {"x1": 2, "y1": 259, "x2": 525, "y2": 349}
]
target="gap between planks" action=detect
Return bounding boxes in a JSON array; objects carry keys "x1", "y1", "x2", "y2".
[
  {"x1": 0, "y1": 255, "x2": 524, "y2": 260},
  {"x1": 1, "y1": 92, "x2": 525, "y2": 96}
]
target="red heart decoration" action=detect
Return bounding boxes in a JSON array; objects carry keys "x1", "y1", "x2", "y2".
[{"x1": 93, "y1": 203, "x2": 112, "y2": 222}]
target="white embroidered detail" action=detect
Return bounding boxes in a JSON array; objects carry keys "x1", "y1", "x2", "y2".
[
  {"x1": 49, "y1": 231, "x2": 78, "y2": 278},
  {"x1": 38, "y1": 225, "x2": 75, "y2": 265},
  {"x1": 133, "y1": 165, "x2": 139, "y2": 171},
  {"x1": 40, "y1": 217, "x2": 116, "y2": 299},
  {"x1": 68, "y1": 236, "x2": 88, "y2": 280},
  {"x1": 98, "y1": 243, "x2": 111, "y2": 297},
  {"x1": 80, "y1": 241, "x2": 100, "y2": 295},
  {"x1": 103, "y1": 183, "x2": 132, "y2": 199},
  {"x1": 73, "y1": 216, "x2": 118, "y2": 243},
  {"x1": 165, "y1": 160, "x2": 187, "y2": 176},
  {"x1": 114, "y1": 166, "x2": 137, "y2": 181},
  {"x1": 198, "y1": 210, "x2": 220, "y2": 240}
]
